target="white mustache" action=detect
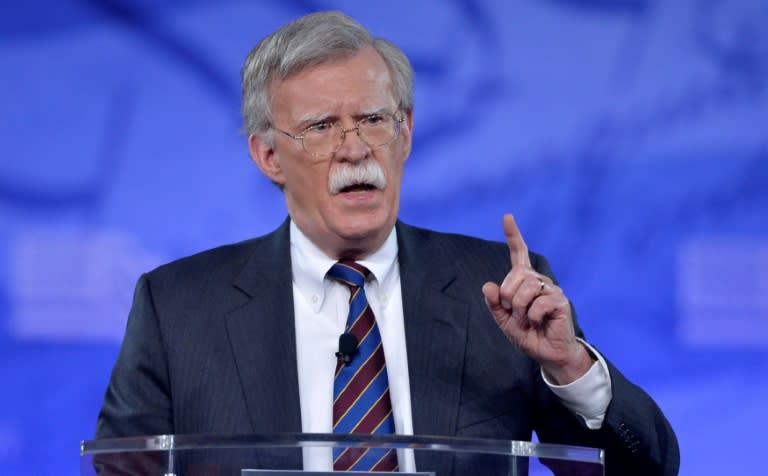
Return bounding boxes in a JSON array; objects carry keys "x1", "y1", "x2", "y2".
[{"x1": 328, "y1": 159, "x2": 387, "y2": 194}]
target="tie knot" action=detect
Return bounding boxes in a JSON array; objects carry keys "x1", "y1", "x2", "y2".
[{"x1": 327, "y1": 261, "x2": 371, "y2": 289}]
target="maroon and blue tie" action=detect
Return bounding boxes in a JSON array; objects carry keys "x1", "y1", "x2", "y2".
[{"x1": 327, "y1": 261, "x2": 398, "y2": 472}]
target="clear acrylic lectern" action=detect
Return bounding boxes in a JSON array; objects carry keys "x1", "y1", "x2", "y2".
[{"x1": 80, "y1": 433, "x2": 604, "y2": 475}]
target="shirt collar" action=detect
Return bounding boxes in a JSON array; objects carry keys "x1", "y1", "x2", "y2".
[{"x1": 289, "y1": 220, "x2": 399, "y2": 312}]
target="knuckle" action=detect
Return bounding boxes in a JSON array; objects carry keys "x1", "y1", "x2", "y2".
[{"x1": 511, "y1": 293, "x2": 529, "y2": 309}]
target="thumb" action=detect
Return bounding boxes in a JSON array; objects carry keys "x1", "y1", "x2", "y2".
[{"x1": 482, "y1": 282, "x2": 510, "y2": 323}]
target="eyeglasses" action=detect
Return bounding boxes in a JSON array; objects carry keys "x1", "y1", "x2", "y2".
[{"x1": 272, "y1": 112, "x2": 405, "y2": 158}]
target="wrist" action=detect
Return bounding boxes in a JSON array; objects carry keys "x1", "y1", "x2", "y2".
[{"x1": 543, "y1": 343, "x2": 596, "y2": 385}]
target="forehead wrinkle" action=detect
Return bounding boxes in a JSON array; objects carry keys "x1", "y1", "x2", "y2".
[
  {"x1": 295, "y1": 110, "x2": 331, "y2": 124},
  {"x1": 271, "y1": 47, "x2": 399, "y2": 127}
]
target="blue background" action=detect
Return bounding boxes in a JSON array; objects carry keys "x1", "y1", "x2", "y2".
[{"x1": 1, "y1": 1, "x2": 767, "y2": 474}]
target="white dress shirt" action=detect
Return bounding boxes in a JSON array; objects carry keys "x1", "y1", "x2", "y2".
[
  {"x1": 291, "y1": 221, "x2": 415, "y2": 470},
  {"x1": 289, "y1": 220, "x2": 611, "y2": 471}
]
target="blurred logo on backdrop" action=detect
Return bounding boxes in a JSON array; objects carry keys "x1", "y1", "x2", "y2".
[
  {"x1": 0, "y1": 424, "x2": 21, "y2": 462},
  {"x1": 678, "y1": 238, "x2": 768, "y2": 347},
  {"x1": 8, "y1": 228, "x2": 163, "y2": 341}
]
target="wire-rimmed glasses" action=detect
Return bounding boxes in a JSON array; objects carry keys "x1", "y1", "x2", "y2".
[{"x1": 272, "y1": 112, "x2": 405, "y2": 158}]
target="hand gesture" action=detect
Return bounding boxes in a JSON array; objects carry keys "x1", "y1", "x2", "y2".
[{"x1": 481, "y1": 214, "x2": 593, "y2": 384}]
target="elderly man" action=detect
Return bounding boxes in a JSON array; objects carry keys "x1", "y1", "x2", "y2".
[{"x1": 96, "y1": 11, "x2": 679, "y2": 475}]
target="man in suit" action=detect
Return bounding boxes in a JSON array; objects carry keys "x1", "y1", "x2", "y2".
[{"x1": 96, "y1": 11, "x2": 679, "y2": 475}]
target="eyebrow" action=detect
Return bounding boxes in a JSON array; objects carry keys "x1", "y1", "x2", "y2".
[
  {"x1": 294, "y1": 112, "x2": 332, "y2": 129},
  {"x1": 357, "y1": 106, "x2": 390, "y2": 117},
  {"x1": 293, "y1": 107, "x2": 393, "y2": 129}
]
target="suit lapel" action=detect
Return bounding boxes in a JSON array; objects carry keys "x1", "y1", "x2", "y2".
[
  {"x1": 224, "y1": 219, "x2": 302, "y2": 433},
  {"x1": 397, "y1": 222, "x2": 469, "y2": 437},
  {"x1": 220, "y1": 220, "x2": 471, "y2": 467}
]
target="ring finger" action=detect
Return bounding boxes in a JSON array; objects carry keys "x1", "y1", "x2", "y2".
[{"x1": 511, "y1": 274, "x2": 550, "y2": 319}]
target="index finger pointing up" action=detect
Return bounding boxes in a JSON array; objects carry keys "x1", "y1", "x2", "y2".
[{"x1": 503, "y1": 214, "x2": 532, "y2": 268}]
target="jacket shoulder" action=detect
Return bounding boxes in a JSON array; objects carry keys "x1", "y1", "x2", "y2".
[
  {"x1": 144, "y1": 221, "x2": 288, "y2": 290},
  {"x1": 396, "y1": 221, "x2": 551, "y2": 274}
]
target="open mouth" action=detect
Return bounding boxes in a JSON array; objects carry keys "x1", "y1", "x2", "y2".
[{"x1": 339, "y1": 183, "x2": 377, "y2": 193}]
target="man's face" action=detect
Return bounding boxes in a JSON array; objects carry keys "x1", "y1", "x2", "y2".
[{"x1": 249, "y1": 46, "x2": 413, "y2": 259}]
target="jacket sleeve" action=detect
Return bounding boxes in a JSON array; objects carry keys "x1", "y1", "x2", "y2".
[
  {"x1": 530, "y1": 253, "x2": 680, "y2": 476},
  {"x1": 95, "y1": 273, "x2": 174, "y2": 438}
]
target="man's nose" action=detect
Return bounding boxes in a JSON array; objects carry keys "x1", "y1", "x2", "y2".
[{"x1": 334, "y1": 126, "x2": 370, "y2": 161}]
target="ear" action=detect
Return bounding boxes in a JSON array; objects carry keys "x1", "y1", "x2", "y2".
[
  {"x1": 248, "y1": 133, "x2": 286, "y2": 186},
  {"x1": 400, "y1": 109, "x2": 414, "y2": 161}
]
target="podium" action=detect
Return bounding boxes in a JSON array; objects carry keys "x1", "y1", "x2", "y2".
[{"x1": 80, "y1": 433, "x2": 604, "y2": 475}]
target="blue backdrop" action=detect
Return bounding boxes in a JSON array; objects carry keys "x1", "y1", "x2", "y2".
[{"x1": 1, "y1": 1, "x2": 767, "y2": 474}]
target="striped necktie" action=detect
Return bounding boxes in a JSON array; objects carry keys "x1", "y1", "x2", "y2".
[{"x1": 327, "y1": 261, "x2": 398, "y2": 472}]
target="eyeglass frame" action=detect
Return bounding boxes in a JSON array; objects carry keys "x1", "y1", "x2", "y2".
[{"x1": 271, "y1": 111, "x2": 406, "y2": 158}]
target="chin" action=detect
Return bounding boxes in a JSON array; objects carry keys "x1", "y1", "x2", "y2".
[
  {"x1": 334, "y1": 214, "x2": 392, "y2": 245},
  {"x1": 337, "y1": 221, "x2": 385, "y2": 241}
]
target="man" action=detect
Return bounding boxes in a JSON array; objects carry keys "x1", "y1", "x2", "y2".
[{"x1": 96, "y1": 11, "x2": 679, "y2": 475}]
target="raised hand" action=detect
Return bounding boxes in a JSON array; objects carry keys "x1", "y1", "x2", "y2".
[{"x1": 481, "y1": 214, "x2": 594, "y2": 384}]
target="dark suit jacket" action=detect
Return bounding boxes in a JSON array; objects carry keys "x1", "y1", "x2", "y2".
[{"x1": 96, "y1": 219, "x2": 679, "y2": 475}]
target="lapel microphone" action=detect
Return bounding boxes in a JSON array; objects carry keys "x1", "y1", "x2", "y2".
[{"x1": 335, "y1": 332, "x2": 359, "y2": 364}]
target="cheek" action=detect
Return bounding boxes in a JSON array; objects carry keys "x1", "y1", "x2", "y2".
[
  {"x1": 401, "y1": 139, "x2": 411, "y2": 158},
  {"x1": 288, "y1": 160, "x2": 329, "y2": 186},
  {"x1": 388, "y1": 156, "x2": 406, "y2": 181}
]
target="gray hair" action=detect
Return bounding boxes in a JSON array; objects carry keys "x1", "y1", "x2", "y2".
[{"x1": 240, "y1": 11, "x2": 413, "y2": 143}]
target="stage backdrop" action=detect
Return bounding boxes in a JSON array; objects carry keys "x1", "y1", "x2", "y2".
[{"x1": 1, "y1": 1, "x2": 766, "y2": 474}]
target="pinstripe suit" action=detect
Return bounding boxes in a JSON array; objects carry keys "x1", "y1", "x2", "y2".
[{"x1": 96, "y1": 219, "x2": 679, "y2": 475}]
